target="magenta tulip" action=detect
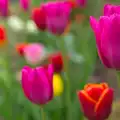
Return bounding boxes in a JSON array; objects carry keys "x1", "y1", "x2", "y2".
[
  {"x1": 104, "y1": 4, "x2": 120, "y2": 16},
  {"x1": 20, "y1": 0, "x2": 30, "y2": 11},
  {"x1": 22, "y1": 64, "x2": 54, "y2": 104},
  {"x1": 44, "y1": 1, "x2": 71, "y2": 35},
  {"x1": 90, "y1": 4, "x2": 120, "y2": 69},
  {"x1": 0, "y1": 0, "x2": 9, "y2": 17}
]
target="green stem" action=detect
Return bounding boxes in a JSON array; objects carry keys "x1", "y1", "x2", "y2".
[
  {"x1": 116, "y1": 71, "x2": 120, "y2": 89},
  {"x1": 58, "y1": 36, "x2": 71, "y2": 120},
  {"x1": 40, "y1": 106, "x2": 46, "y2": 120}
]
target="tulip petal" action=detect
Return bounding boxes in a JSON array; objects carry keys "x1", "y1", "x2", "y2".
[
  {"x1": 95, "y1": 88, "x2": 114, "y2": 119},
  {"x1": 104, "y1": 4, "x2": 120, "y2": 16},
  {"x1": 31, "y1": 67, "x2": 51, "y2": 104},
  {"x1": 101, "y1": 14, "x2": 120, "y2": 69},
  {"x1": 100, "y1": 83, "x2": 108, "y2": 89},
  {"x1": 77, "y1": 90, "x2": 96, "y2": 119},
  {"x1": 104, "y1": 4, "x2": 113, "y2": 16},
  {"x1": 21, "y1": 66, "x2": 34, "y2": 101},
  {"x1": 84, "y1": 84, "x2": 103, "y2": 91},
  {"x1": 46, "y1": 64, "x2": 54, "y2": 100},
  {"x1": 95, "y1": 16, "x2": 112, "y2": 68}
]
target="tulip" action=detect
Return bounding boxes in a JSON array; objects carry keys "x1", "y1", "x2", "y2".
[
  {"x1": 77, "y1": 83, "x2": 114, "y2": 120},
  {"x1": 16, "y1": 43, "x2": 28, "y2": 56},
  {"x1": 53, "y1": 74, "x2": 64, "y2": 96},
  {"x1": 0, "y1": 0, "x2": 9, "y2": 17},
  {"x1": 21, "y1": 64, "x2": 54, "y2": 104},
  {"x1": 24, "y1": 43, "x2": 46, "y2": 65},
  {"x1": 49, "y1": 52, "x2": 63, "y2": 73},
  {"x1": 44, "y1": 1, "x2": 71, "y2": 35},
  {"x1": 0, "y1": 25, "x2": 7, "y2": 46},
  {"x1": 20, "y1": 0, "x2": 30, "y2": 11},
  {"x1": 32, "y1": 6, "x2": 46, "y2": 31},
  {"x1": 90, "y1": 4, "x2": 120, "y2": 69},
  {"x1": 76, "y1": 0, "x2": 86, "y2": 7},
  {"x1": 104, "y1": 4, "x2": 120, "y2": 16}
]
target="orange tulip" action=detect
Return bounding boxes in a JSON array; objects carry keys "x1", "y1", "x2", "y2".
[{"x1": 77, "y1": 83, "x2": 114, "y2": 120}]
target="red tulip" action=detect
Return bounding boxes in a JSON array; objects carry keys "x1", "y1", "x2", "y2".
[
  {"x1": 77, "y1": 83, "x2": 114, "y2": 120},
  {"x1": 0, "y1": 25, "x2": 7, "y2": 46},
  {"x1": 49, "y1": 52, "x2": 63, "y2": 73},
  {"x1": 32, "y1": 6, "x2": 46, "y2": 31}
]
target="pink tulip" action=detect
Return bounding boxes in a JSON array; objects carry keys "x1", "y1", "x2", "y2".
[
  {"x1": 22, "y1": 64, "x2": 54, "y2": 104},
  {"x1": 24, "y1": 43, "x2": 45, "y2": 65},
  {"x1": 44, "y1": 1, "x2": 71, "y2": 35},
  {"x1": 90, "y1": 4, "x2": 120, "y2": 69},
  {"x1": 0, "y1": 0, "x2": 9, "y2": 17},
  {"x1": 20, "y1": 0, "x2": 30, "y2": 11}
]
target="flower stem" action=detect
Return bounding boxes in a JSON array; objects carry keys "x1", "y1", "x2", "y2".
[
  {"x1": 116, "y1": 71, "x2": 120, "y2": 89},
  {"x1": 58, "y1": 36, "x2": 71, "y2": 120},
  {"x1": 40, "y1": 106, "x2": 46, "y2": 120}
]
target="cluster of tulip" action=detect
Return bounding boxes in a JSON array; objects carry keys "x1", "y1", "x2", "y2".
[{"x1": 0, "y1": 0, "x2": 120, "y2": 120}]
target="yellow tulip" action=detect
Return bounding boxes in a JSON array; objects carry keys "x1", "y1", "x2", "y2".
[{"x1": 53, "y1": 74, "x2": 64, "y2": 96}]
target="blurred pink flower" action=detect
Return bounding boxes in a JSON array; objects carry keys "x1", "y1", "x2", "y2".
[
  {"x1": 20, "y1": 0, "x2": 30, "y2": 11},
  {"x1": 0, "y1": 0, "x2": 9, "y2": 17},
  {"x1": 90, "y1": 4, "x2": 120, "y2": 69},
  {"x1": 76, "y1": 0, "x2": 86, "y2": 7},
  {"x1": 44, "y1": 1, "x2": 71, "y2": 35},
  {"x1": 24, "y1": 43, "x2": 45, "y2": 65},
  {"x1": 22, "y1": 64, "x2": 54, "y2": 104}
]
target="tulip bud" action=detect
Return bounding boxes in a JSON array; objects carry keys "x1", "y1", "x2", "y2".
[
  {"x1": 21, "y1": 64, "x2": 54, "y2": 104},
  {"x1": 90, "y1": 4, "x2": 120, "y2": 69},
  {"x1": 77, "y1": 83, "x2": 114, "y2": 120},
  {"x1": 32, "y1": 6, "x2": 46, "y2": 31},
  {"x1": 49, "y1": 52, "x2": 63, "y2": 73},
  {"x1": 53, "y1": 74, "x2": 64, "y2": 96}
]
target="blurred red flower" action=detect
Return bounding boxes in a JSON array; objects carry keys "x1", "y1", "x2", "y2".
[{"x1": 16, "y1": 43, "x2": 28, "y2": 56}]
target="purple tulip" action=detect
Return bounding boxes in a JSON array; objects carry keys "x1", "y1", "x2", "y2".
[
  {"x1": 43, "y1": 1, "x2": 71, "y2": 35},
  {"x1": 0, "y1": 0, "x2": 9, "y2": 17},
  {"x1": 20, "y1": 0, "x2": 30, "y2": 11},
  {"x1": 90, "y1": 4, "x2": 120, "y2": 69},
  {"x1": 22, "y1": 64, "x2": 54, "y2": 104}
]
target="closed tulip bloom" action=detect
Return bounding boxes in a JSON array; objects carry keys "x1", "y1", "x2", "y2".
[
  {"x1": 90, "y1": 4, "x2": 120, "y2": 69},
  {"x1": 0, "y1": 0, "x2": 9, "y2": 17},
  {"x1": 44, "y1": 1, "x2": 71, "y2": 35},
  {"x1": 49, "y1": 52, "x2": 63, "y2": 73},
  {"x1": 53, "y1": 74, "x2": 64, "y2": 96},
  {"x1": 20, "y1": 0, "x2": 30, "y2": 11},
  {"x1": 32, "y1": 6, "x2": 46, "y2": 31},
  {"x1": 22, "y1": 64, "x2": 54, "y2": 104},
  {"x1": 77, "y1": 83, "x2": 114, "y2": 120}
]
